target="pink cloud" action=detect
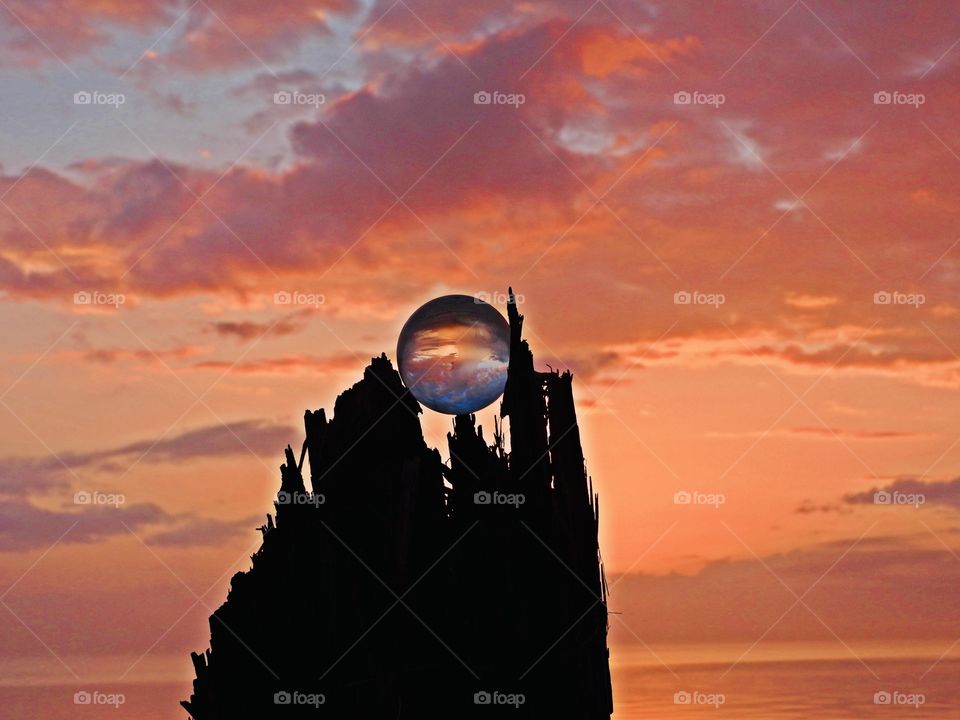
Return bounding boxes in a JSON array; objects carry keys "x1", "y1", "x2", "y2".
[
  {"x1": 1, "y1": 0, "x2": 359, "y2": 71},
  {"x1": 0, "y1": 2, "x2": 958, "y2": 372}
]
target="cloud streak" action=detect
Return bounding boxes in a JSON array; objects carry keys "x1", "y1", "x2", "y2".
[
  {"x1": 0, "y1": 499, "x2": 257, "y2": 552},
  {"x1": 609, "y1": 534, "x2": 960, "y2": 645},
  {"x1": 0, "y1": 419, "x2": 296, "y2": 500},
  {"x1": 845, "y1": 477, "x2": 960, "y2": 510}
]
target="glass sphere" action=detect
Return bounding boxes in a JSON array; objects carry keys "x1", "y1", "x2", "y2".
[{"x1": 397, "y1": 295, "x2": 510, "y2": 414}]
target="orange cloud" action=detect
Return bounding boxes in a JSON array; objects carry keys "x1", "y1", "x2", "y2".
[
  {"x1": 574, "y1": 30, "x2": 699, "y2": 78},
  {"x1": 190, "y1": 353, "x2": 369, "y2": 375}
]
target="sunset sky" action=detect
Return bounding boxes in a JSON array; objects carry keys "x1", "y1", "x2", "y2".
[{"x1": 1, "y1": 0, "x2": 959, "y2": 716}]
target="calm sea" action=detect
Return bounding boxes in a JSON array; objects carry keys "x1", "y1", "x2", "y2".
[
  {"x1": 0, "y1": 646, "x2": 956, "y2": 718},
  {"x1": 611, "y1": 645, "x2": 959, "y2": 718}
]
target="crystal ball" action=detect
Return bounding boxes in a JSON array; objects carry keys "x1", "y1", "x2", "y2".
[{"x1": 397, "y1": 295, "x2": 510, "y2": 415}]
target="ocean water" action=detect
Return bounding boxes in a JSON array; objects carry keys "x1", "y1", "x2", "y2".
[
  {"x1": 0, "y1": 649, "x2": 955, "y2": 718},
  {"x1": 610, "y1": 646, "x2": 959, "y2": 719},
  {"x1": 0, "y1": 682, "x2": 192, "y2": 719}
]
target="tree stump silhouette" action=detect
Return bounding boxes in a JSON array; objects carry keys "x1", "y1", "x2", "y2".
[{"x1": 183, "y1": 290, "x2": 613, "y2": 719}]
